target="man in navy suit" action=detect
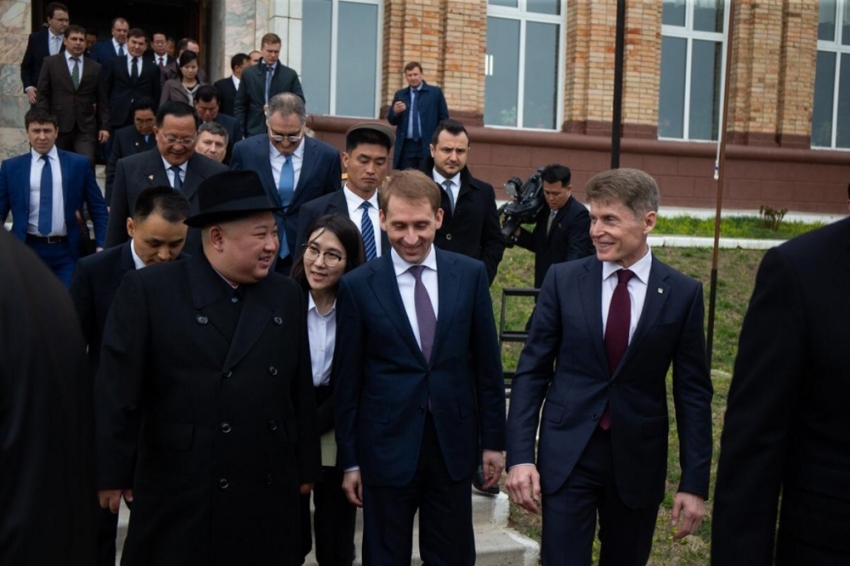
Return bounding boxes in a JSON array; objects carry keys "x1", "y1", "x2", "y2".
[
  {"x1": 230, "y1": 92, "x2": 341, "y2": 274},
  {"x1": 105, "y1": 97, "x2": 158, "y2": 202},
  {"x1": 334, "y1": 170, "x2": 506, "y2": 565},
  {"x1": 194, "y1": 85, "x2": 242, "y2": 164},
  {"x1": 105, "y1": 28, "x2": 161, "y2": 132},
  {"x1": 89, "y1": 17, "x2": 130, "y2": 69},
  {"x1": 20, "y1": 2, "x2": 69, "y2": 105},
  {"x1": 387, "y1": 62, "x2": 449, "y2": 170},
  {"x1": 295, "y1": 122, "x2": 394, "y2": 259},
  {"x1": 214, "y1": 53, "x2": 251, "y2": 117},
  {"x1": 69, "y1": 186, "x2": 190, "y2": 566},
  {"x1": 505, "y1": 168, "x2": 713, "y2": 565},
  {"x1": 0, "y1": 109, "x2": 108, "y2": 287}
]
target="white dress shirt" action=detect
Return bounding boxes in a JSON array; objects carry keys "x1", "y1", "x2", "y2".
[
  {"x1": 161, "y1": 157, "x2": 188, "y2": 189},
  {"x1": 232, "y1": 75, "x2": 241, "y2": 92},
  {"x1": 600, "y1": 247, "x2": 653, "y2": 342},
  {"x1": 113, "y1": 38, "x2": 124, "y2": 56},
  {"x1": 269, "y1": 138, "x2": 304, "y2": 192},
  {"x1": 391, "y1": 245, "x2": 439, "y2": 350},
  {"x1": 27, "y1": 147, "x2": 65, "y2": 236},
  {"x1": 65, "y1": 50, "x2": 83, "y2": 76},
  {"x1": 130, "y1": 239, "x2": 147, "y2": 270},
  {"x1": 155, "y1": 54, "x2": 168, "y2": 67},
  {"x1": 343, "y1": 185, "x2": 382, "y2": 257},
  {"x1": 307, "y1": 294, "x2": 336, "y2": 387},
  {"x1": 432, "y1": 169, "x2": 461, "y2": 210}
]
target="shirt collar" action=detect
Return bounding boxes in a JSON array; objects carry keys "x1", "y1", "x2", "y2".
[
  {"x1": 410, "y1": 83, "x2": 423, "y2": 94},
  {"x1": 129, "y1": 238, "x2": 147, "y2": 270},
  {"x1": 307, "y1": 293, "x2": 336, "y2": 316},
  {"x1": 431, "y1": 168, "x2": 460, "y2": 189},
  {"x1": 64, "y1": 50, "x2": 81, "y2": 63},
  {"x1": 390, "y1": 244, "x2": 438, "y2": 278},
  {"x1": 112, "y1": 38, "x2": 122, "y2": 51},
  {"x1": 343, "y1": 185, "x2": 379, "y2": 210},
  {"x1": 268, "y1": 136, "x2": 305, "y2": 161},
  {"x1": 31, "y1": 145, "x2": 59, "y2": 162},
  {"x1": 161, "y1": 156, "x2": 188, "y2": 173},
  {"x1": 602, "y1": 246, "x2": 653, "y2": 285}
]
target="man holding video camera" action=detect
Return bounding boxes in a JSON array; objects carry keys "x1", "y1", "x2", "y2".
[{"x1": 512, "y1": 164, "x2": 594, "y2": 288}]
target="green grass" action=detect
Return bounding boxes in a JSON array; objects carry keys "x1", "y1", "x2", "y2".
[{"x1": 654, "y1": 215, "x2": 824, "y2": 240}]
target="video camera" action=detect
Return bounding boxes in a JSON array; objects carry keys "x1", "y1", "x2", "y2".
[{"x1": 498, "y1": 166, "x2": 546, "y2": 243}]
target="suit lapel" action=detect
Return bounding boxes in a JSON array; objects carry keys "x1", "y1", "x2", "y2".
[
  {"x1": 618, "y1": 257, "x2": 671, "y2": 372},
  {"x1": 546, "y1": 200, "x2": 571, "y2": 244},
  {"x1": 187, "y1": 253, "x2": 241, "y2": 347},
  {"x1": 369, "y1": 255, "x2": 425, "y2": 364},
  {"x1": 431, "y1": 250, "x2": 459, "y2": 365},
  {"x1": 223, "y1": 284, "x2": 272, "y2": 370},
  {"x1": 257, "y1": 137, "x2": 278, "y2": 203},
  {"x1": 294, "y1": 137, "x2": 318, "y2": 205},
  {"x1": 115, "y1": 241, "x2": 136, "y2": 288},
  {"x1": 58, "y1": 152, "x2": 71, "y2": 217},
  {"x1": 182, "y1": 155, "x2": 203, "y2": 202},
  {"x1": 577, "y1": 259, "x2": 608, "y2": 372},
  {"x1": 145, "y1": 153, "x2": 171, "y2": 189}
]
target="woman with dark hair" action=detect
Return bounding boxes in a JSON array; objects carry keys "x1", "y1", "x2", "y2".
[
  {"x1": 291, "y1": 213, "x2": 366, "y2": 566},
  {"x1": 160, "y1": 51, "x2": 204, "y2": 106}
]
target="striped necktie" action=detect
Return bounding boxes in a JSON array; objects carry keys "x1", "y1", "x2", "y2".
[{"x1": 360, "y1": 201, "x2": 377, "y2": 260}]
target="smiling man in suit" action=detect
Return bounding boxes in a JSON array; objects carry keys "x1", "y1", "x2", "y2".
[
  {"x1": 295, "y1": 122, "x2": 394, "y2": 259},
  {"x1": 36, "y1": 24, "x2": 110, "y2": 167},
  {"x1": 105, "y1": 28, "x2": 161, "y2": 132},
  {"x1": 334, "y1": 169, "x2": 506, "y2": 565},
  {"x1": 105, "y1": 101, "x2": 227, "y2": 253},
  {"x1": 230, "y1": 93, "x2": 341, "y2": 274},
  {"x1": 105, "y1": 98, "x2": 158, "y2": 202},
  {"x1": 20, "y1": 2, "x2": 69, "y2": 106},
  {"x1": 505, "y1": 168, "x2": 713, "y2": 565},
  {"x1": 0, "y1": 108, "x2": 108, "y2": 287}
]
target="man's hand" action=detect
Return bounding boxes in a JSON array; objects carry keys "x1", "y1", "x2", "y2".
[
  {"x1": 392, "y1": 100, "x2": 407, "y2": 114},
  {"x1": 671, "y1": 491, "x2": 706, "y2": 540},
  {"x1": 342, "y1": 470, "x2": 363, "y2": 508},
  {"x1": 98, "y1": 130, "x2": 110, "y2": 143},
  {"x1": 299, "y1": 483, "x2": 314, "y2": 496},
  {"x1": 98, "y1": 489, "x2": 133, "y2": 514},
  {"x1": 480, "y1": 450, "x2": 505, "y2": 490},
  {"x1": 506, "y1": 464, "x2": 541, "y2": 513},
  {"x1": 26, "y1": 87, "x2": 37, "y2": 105}
]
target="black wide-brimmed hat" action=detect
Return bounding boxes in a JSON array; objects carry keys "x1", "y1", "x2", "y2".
[{"x1": 184, "y1": 170, "x2": 282, "y2": 227}]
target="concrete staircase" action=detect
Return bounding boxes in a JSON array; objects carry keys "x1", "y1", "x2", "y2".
[{"x1": 115, "y1": 488, "x2": 539, "y2": 565}]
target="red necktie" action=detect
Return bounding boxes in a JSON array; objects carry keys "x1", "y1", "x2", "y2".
[{"x1": 599, "y1": 269, "x2": 634, "y2": 430}]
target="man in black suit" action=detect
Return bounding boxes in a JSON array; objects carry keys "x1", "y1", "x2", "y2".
[
  {"x1": 512, "y1": 164, "x2": 594, "y2": 288},
  {"x1": 234, "y1": 33, "x2": 304, "y2": 137},
  {"x1": 96, "y1": 170, "x2": 321, "y2": 565},
  {"x1": 70, "y1": 186, "x2": 190, "y2": 566},
  {"x1": 105, "y1": 97, "x2": 158, "y2": 202},
  {"x1": 106, "y1": 101, "x2": 228, "y2": 253},
  {"x1": 420, "y1": 119, "x2": 504, "y2": 285},
  {"x1": 106, "y1": 28, "x2": 161, "y2": 132},
  {"x1": 148, "y1": 31, "x2": 174, "y2": 80},
  {"x1": 0, "y1": 229, "x2": 95, "y2": 566},
  {"x1": 20, "y1": 2, "x2": 69, "y2": 106},
  {"x1": 89, "y1": 17, "x2": 129, "y2": 69},
  {"x1": 36, "y1": 25, "x2": 110, "y2": 167},
  {"x1": 295, "y1": 122, "x2": 394, "y2": 259},
  {"x1": 214, "y1": 53, "x2": 251, "y2": 117},
  {"x1": 506, "y1": 168, "x2": 713, "y2": 565},
  {"x1": 230, "y1": 93, "x2": 341, "y2": 275},
  {"x1": 712, "y1": 217, "x2": 850, "y2": 565},
  {"x1": 194, "y1": 85, "x2": 242, "y2": 165}
]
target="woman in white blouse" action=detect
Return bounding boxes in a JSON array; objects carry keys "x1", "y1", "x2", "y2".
[{"x1": 291, "y1": 214, "x2": 366, "y2": 566}]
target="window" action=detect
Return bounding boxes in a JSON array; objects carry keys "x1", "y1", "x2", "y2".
[
  {"x1": 301, "y1": 0, "x2": 382, "y2": 118},
  {"x1": 813, "y1": 0, "x2": 850, "y2": 148},
  {"x1": 484, "y1": 0, "x2": 565, "y2": 129},
  {"x1": 658, "y1": 0, "x2": 727, "y2": 141}
]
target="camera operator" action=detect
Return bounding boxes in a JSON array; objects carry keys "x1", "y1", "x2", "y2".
[{"x1": 511, "y1": 164, "x2": 593, "y2": 288}]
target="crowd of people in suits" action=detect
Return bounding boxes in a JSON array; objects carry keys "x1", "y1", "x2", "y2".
[{"x1": 3, "y1": 3, "x2": 848, "y2": 566}]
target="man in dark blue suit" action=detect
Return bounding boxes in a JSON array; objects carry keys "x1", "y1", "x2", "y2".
[
  {"x1": 387, "y1": 62, "x2": 449, "y2": 170},
  {"x1": 0, "y1": 108, "x2": 108, "y2": 287},
  {"x1": 194, "y1": 85, "x2": 242, "y2": 164},
  {"x1": 89, "y1": 17, "x2": 129, "y2": 69},
  {"x1": 230, "y1": 92, "x2": 341, "y2": 274},
  {"x1": 505, "y1": 168, "x2": 713, "y2": 565},
  {"x1": 20, "y1": 2, "x2": 69, "y2": 105},
  {"x1": 214, "y1": 53, "x2": 251, "y2": 117},
  {"x1": 105, "y1": 28, "x2": 161, "y2": 132},
  {"x1": 334, "y1": 170, "x2": 506, "y2": 565}
]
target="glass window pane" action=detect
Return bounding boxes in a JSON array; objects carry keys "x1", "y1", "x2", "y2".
[
  {"x1": 484, "y1": 17, "x2": 520, "y2": 127},
  {"x1": 527, "y1": 0, "x2": 559, "y2": 16},
  {"x1": 819, "y1": 0, "x2": 836, "y2": 41},
  {"x1": 836, "y1": 54, "x2": 850, "y2": 147},
  {"x1": 523, "y1": 22, "x2": 558, "y2": 129},
  {"x1": 489, "y1": 0, "x2": 518, "y2": 7},
  {"x1": 693, "y1": 0, "x2": 724, "y2": 33},
  {"x1": 659, "y1": 36, "x2": 686, "y2": 138},
  {"x1": 335, "y1": 2, "x2": 378, "y2": 117},
  {"x1": 662, "y1": 0, "x2": 686, "y2": 27},
  {"x1": 843, "y1": 0, "x2": 850, "y2": 45},
  {"x1": 812, "y1": 50, "x2": 836, "y2": 147},
  {"x1": 689, "y1": 39, "x2": 722, "y2": 140},
  {"x1": 301, "y1": 0, "x2": 332, "y2": 115}
]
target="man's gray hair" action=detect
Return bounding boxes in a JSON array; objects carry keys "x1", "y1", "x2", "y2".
[
  {"x1": 584, "y1": 168, "x2": 660, "y2": 217},
  {"x1": 198, "y1": 121, "x2": 228, "y2": 145},
  {"x1": 267, "y1": 92, "x2": 306, "y2": 124}
]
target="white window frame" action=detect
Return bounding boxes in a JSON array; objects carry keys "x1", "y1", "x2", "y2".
[
  {"x1": 484, "y1": 0, "x2": 566, "y2": 131},
  {"x1": 659, "y1": 0, "x2": 729, "y2": 142},
  {"x1": 814, "y1": 0, "x2": 850, "y2": 149}
]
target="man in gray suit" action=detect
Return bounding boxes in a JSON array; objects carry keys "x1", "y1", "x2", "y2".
[{"x1": 105, "y1": 101, "x2": 227, "y2": 254}]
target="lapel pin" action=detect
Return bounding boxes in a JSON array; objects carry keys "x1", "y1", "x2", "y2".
[
  {"x1": 658, "y1": 288, "x2": 664, "y2": 294},
  {"x1": 148, "y1": 174, "x2": 154, "y2": 181}
]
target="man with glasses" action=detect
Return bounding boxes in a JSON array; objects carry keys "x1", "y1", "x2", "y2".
[
  {"x1": 105, "y1": 98, "x2": 158, "y2": 203},
  {"x1": 231, "y1": 92, "x2": 341, "y2": 274},
  {"x1": 105, "y1": 101, "x2": 227, "y2": 254},
  {"x1": 147, "y1": 31, "x2": 175, "y2": 85},
  {"x1": 21, "y1": 2, "x2": 69, "y2": 106}
]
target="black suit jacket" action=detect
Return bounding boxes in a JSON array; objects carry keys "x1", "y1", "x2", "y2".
[
  {"x1": 234, "y1": 62, "x2": 304, "y2": 136},
  {"x1": 105, "y1": 125, "x2": 157, "y2": 202},
  {"x1": 506, "y1": 255, "x2": 713, "y2": 509},
  {"x1": 712, "y1": 217, "x2": 850, "y2": 563},
  {"x1": 36, "y1": 53, "x2": 109, "y2": 135},
  {"x1": 105, "y1": 150, "x2": 228, "y2": 253},
  {"x1": 421, "y1": 159, "x2": 505, "y2": 285},
  {"x1": 294, "y1": 189, "x2": 389, "y2": 258},
  {"x1": 106, "y1": 56, "x2": 162, "y2": 128},
  {"x1": 90, "y1": 39, "x2": 121, "y2": 69},
  {"x1": 214, "y1": 77, "x2": 238, "y2": 117},
  {"x1": 20, "y1": 29, "x2": 63, "y2": 92},
  {"x1": 211, "y1": 112, "x2": 242, "y2": 165},
  {"x1": 96, "y1": 252, "x2": 321, "y2": 564},
  {"x1": 0, "y1": 230, "x2": 95, "y2": 565},
  {"x1": 515, "y1": 195, "x2": 594, "y2": 288}
]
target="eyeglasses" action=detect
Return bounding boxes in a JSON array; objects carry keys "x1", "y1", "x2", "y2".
[
  {"x1": 267, "y1": 124, "x2": 303, "y2": 144},
  {"x1": 303, "y1": 244, "x2": 344, "y2": 267},
  {"x1": 159, "y1": 133, "x2": 197, "y2": 147}
]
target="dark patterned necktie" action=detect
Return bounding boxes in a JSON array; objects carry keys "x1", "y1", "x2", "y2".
[{"x1": 408, "y1": 265, "x2": 436, "y2": 362}]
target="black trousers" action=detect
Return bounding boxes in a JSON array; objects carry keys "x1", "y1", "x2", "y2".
[
  {"x1": 300, "y1": 466, "x2": 357, "y2": 566},
  {"x1": 541, "y1": 427, "x2": 659, "y2": 566},
  {"x1": 396, "y1": 139, "x2": 422, "y2": 171},
  {"x1": 361, "y1": 413, "x2": 474, "y2": 566},
  {"x1": 97, "y1": 505, "x2": 119, "y2": 566}
]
